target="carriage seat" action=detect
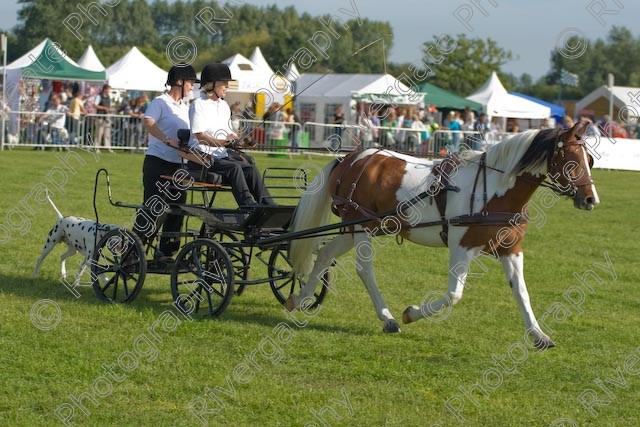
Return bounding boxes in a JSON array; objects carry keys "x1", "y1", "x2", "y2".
[{"x1": 159, "y1": 168, "x2": 223, "y2": 188}]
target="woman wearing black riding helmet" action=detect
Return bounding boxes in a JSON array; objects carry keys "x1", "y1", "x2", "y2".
[
  {"x1": 133, "y1": 63, "x2": 199, "y2": 261},
  {"x1": 188, "y1": 62, "x2": 273, "y2": 206}
]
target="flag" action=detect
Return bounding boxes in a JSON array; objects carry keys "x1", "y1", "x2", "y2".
[{"x1": 560, "y1": 69, "x2": 579, "y2": 87}]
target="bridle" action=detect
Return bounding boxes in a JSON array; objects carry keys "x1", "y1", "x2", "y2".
[{"x1": 541, "y1": 137, "x2": 594, "y2": 198}]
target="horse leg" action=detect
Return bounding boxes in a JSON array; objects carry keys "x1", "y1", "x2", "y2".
[
  {"x1": 286, "y1": 234, "x2": 354, "y2": 311},
  {"x1": 403, "y1": 246, "x2": 477, "y2": 324},
  {"x1": 501, "y1": 252, "x2": 555, "y2": 350},
  {"x1": 351, "y1": 232, "x2": 401, "y2": 333}
]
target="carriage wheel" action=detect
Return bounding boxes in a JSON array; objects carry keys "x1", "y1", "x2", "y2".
[
  {"x1": 207, "y1": 229, "x2": 249, "y2": 296},
  {"x1": 91, "y1": 228, "x2": 146, "y2": 303},
  {"x1": 268, "y1": 245, "x2": 329, "y2": 309},
  {"x1": 171, "y1": 239, "x2": 234, "y2": 318}
]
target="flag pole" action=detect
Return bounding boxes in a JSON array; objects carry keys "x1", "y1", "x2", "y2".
[{"x1": 1, "y1": 33, "x2": 7, "y2": 152}]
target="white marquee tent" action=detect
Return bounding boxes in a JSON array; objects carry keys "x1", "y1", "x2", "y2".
[
  {"x1": 295, "y1": 73, "x2": 421, "y2": 116},
  {"x1": 467, "y1": 72, "x2": 551, "y2": 119},
  {"x1": 106, "y1": 47, "x2": 167, "y2": 92},
  {"x1": 77, "y1": 45, "x2": 105, "y2": 72},
  {"x1": 295, "y1": 73, "x2": 423, "y2": 145},
  {"x1": 220, "y1": 52, "x2": 290, "y2": 111},
  {"x1": 223, "y1": 53, "x2": 271, "y2": 93},
  {"x1": 249, "y1": 47, "x2": 275, "y2": 75},
  {"x1": 575, "y1": 85, "x2": 640, "y2": 118},
  {"x1": 285, "y1": 63, "x2": 301, "y2": 82}
]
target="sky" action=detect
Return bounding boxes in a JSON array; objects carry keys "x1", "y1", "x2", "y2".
[{"x1": 1, "y1": 0, "x2": 638, "y2": 80}]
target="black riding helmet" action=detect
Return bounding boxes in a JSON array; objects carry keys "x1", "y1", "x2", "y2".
[
  {"x1": 200, "y1": 63, "x2": 236, "y2": 90},
  {"x1": 166, "y1": 64, "x2": 200, "y2": 86}
]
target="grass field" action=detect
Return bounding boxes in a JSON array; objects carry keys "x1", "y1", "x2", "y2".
[{"x1": 0, "y1": 148, "x2": 639, "y2": 427}]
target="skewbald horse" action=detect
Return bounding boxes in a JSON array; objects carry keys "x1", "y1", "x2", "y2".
[{"x1": 286, "y1": 122, "x2": 598, "y2": 349}]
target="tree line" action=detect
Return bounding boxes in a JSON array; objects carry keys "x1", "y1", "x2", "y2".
[{"x1": 5, "y1": 1, "x2": 640, "y2": 103}]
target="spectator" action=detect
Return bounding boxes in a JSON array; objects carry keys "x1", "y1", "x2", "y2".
[
  {"x1": 507, "y1": 119, "x2": 520, "y2": 133},
  {"x1": 578, "y1": 116, "x2": 598, "y2": 137},
  {"x1": 408, "y1": 114, "x2": 427, "y2": 153},
  {"x1": 39, "y1": 94, "x2": 69, "y2": 146},
  {"x1": 127, "y1": 95, "x2": 148, "y2": 149},
  {"x1": 381, "y1": 108, "x2": 397, "y2": 147},
  {"x1": 94, "y1": 84, "x2": 114, "y2": 153},
  {"x1": 68, "y1": 90, "x2": 86, "y2": 145},
  {"x1": 448, "y1": 111, "x2": 462, "y2": 152},
  {"x1": 286, "y1": 107, "x2": 300, "y2": 151},
  {"x1": 370, "y1": 110, "x2": 381, "y2": 142},
  {"x1": 562, "y1": 115, "x2": 575, "y2": 130},
  {"x1": 230, "y1": 102, "x2": 242, "y2": 133},
  {"x1": 470, "y1": 112, "x2": 489, "y2": 150},
  {"x1": 358, "y1": 111, "x2": 374, "y2": 148}
]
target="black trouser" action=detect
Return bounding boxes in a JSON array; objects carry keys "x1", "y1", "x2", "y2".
[
  {"x1": 133, "y1": 155, "x2": 186, "y2": 256},
  {"x1": 188, "y1": 150, "x2": 272, "y2": 205}
]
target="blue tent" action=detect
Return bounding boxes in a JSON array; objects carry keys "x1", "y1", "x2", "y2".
[{"x1": 509, "y1": 92, "x2": 566, "y2": 120}]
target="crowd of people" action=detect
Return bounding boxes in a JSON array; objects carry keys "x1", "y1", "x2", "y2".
[
  {"x1": 11, "y1": 82, "x2": 151, "y2": 150},
  {"x1": 331, "y1": 103, "x2": 639, "y2": 154}
]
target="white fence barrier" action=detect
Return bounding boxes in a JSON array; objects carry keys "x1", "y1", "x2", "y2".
[
  {"x1": 585, "y1": 135, "x2": 640, "y2": 171},
  {"x1": 3, "y1": 111, "x2": 146, "y2": 151},
  {"x1": 2, "y1": 111, "x2": 639, "y2": 170}
]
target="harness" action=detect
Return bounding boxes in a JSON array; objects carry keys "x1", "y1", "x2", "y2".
[
  {"x1": 331, "y1": 148, "x2": 387, "y2": 221},
  {"x1": 326, "y1": 137, "x2": 591, "y2": 245}
]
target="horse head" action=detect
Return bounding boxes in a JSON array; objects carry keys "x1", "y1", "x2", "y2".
[{"x1": 549, "y1": 121, "x2": 599, "y2": 210}]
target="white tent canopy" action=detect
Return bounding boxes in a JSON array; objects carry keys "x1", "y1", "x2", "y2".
[
  {"x1": 295, "y1": 73, "x2": 421, "y2": 130},
  {"x1": 223, "y1": 53, "x2": 272, "y2": 93},
  {"x1": 249, "y1": 47, "x2": 275, "y2": 75},
  {"x1": 285, "y1": 62, "x2": 300, "y2": 81},
  {"x1": 467, "y1": 72, "x2": 551, "y2": 119},
  {"x1": 106, "y1": 47, "x2": 167, "y2": 91},
  {"x1": 575, "y1": 85, "x2": 640, "y2": 117},
  {"x1": 78, "y1": 45, "x2": 105, "y2": 72},
  {"x1": 296, "y1": 73, "x2": 419, "y2": 104},
  {"x1": 1, "y1": 39, "x2": 52, "y2": 71}
]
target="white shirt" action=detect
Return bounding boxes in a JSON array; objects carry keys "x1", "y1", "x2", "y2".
[
  {"x1": 189, "y1": 94, "x2": 233, "y2": 159},
  {"x1": 45, "y1": 105, "x2": 68, "y2": 129},
  {"x1": 144, "y1": 93, "x2": 190, "y2": 164}
]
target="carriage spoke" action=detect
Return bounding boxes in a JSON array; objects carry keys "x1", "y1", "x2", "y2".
[
  {"x1": 195, "y1": 284, "x2": 203, "y2": 313},
  {"x1": 112, "y1": 275, "x2": 119, "y2": 300},
  {"x1": 122, "y1": 275, "x2": 129, "y2": 297},
  {"x1": 274, "y1": 279, "x2": 294, "y2": 291},
  {"x1": 207, "y1": 284, "x2": 225, "y2": 299},
  {"x1": 101, "y1": 275, "x2": 117, "y2": 292},
  {"x1": 207, "y1": 291, "x2": 214, "y2": 316},
  {"x1": 95, "y1": 263, "x2": 117, "y2": 274}
]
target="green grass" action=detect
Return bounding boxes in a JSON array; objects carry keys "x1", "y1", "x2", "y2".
[{"x1": 1, "y1": 148, "x2": 639, "y2": 426}]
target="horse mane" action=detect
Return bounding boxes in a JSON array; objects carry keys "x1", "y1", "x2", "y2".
[{"x1": 459, "y1": 128, "x2": 560, "y2": 194}]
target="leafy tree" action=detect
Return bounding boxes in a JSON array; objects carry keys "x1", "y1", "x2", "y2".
[
  {"x1": 13, "y1": 0, "x2": 84, "y2": 60},
  {"x1": 421, "y1": 34, "x2": 513, "y2": 96}
]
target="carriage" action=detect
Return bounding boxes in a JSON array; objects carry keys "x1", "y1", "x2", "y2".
[{"x1": 89, "y1": 139, "x2": 331, "y2": 318}]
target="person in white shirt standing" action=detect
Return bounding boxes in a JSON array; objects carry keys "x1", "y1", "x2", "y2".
[
  {"x1": 39, "y1": 93, "x2": 69, "y2": 145},
  {"x1": 133, "y1": 64, "x2": 199, "y2": 261},
  {"x1": 188, "y1": 63, "x2": 271, "y2": 206}
]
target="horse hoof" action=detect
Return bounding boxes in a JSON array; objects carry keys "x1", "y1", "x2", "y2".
[
  {"x1": 383, "y1": 319, "x2": 401, "y2": 333},
  {"x1": 285, "y1": 295, "x2": 297, "y2": 312},
  {"x1": 534, "y1": 337, "x2": 556, "y2": 350},
  {"x1": 402, "y1": 306, "x2": 418, "y2": 324}
]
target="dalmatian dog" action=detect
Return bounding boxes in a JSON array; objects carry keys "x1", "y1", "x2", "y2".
[{"x1": 33, "y1": 194, "x2": 121, "y2": 286}]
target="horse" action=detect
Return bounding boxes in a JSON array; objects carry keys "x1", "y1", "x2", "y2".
[{"x1": 285, "y1": 122, "x2": 598, "y2": 349}]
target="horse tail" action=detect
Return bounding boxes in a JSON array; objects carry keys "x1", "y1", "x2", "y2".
[{"x1": 289, "y1": 159, "x2": 339, "y2": 275}]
